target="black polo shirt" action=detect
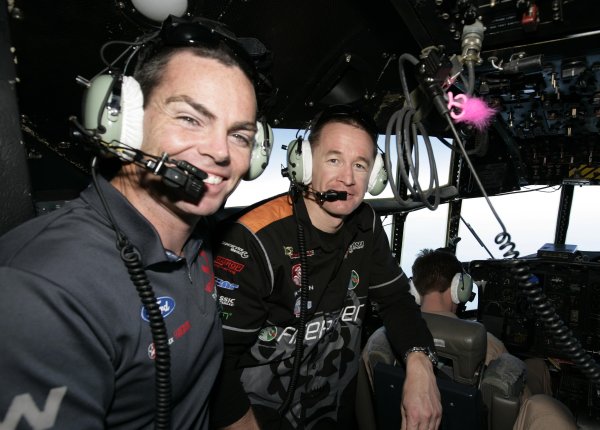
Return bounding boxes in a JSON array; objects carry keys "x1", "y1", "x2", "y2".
[{"x1": 0, "y1": 176, "x2": 222, "y2": 429}]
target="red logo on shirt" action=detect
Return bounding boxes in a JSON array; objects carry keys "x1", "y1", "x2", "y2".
[
  {"x1": 148, "y1": 320, "x2": 192, "y2": 359},
  {"x1": 199, "y1": 250, "x2": 215, "y2": 293},
  {"x1": 292, "y1": 263, "x2": 302, "y2": 286},
  {"x1": 214, "y1": 256, "x2": 245, "y2": 274}
]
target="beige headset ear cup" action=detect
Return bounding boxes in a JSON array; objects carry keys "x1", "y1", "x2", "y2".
[
  {"x1": 286, "y1": 138, "x2": 312, "y2": 184},
  {"x1": 450, "y1": 272, "x2": 474, "y2": 304},
  {"x1": 83, "y1": 75, "x2": 120, "y2": 141},
  {"x1": 244, "y1": 121, "x2": 274, "y2": 181},
  {"x1": 82, "y1": 74, "x2": 144, "y2": 150},
  {"x1": 409, "y1": 278, "x2": 421, "y2": 306},
  {"x1": 368, "y1": 153, "x2": 388, "y2": 195}
]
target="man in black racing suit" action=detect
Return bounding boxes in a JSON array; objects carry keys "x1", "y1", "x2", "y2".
[{"x1": 211, "y1": 105, "x2": 442, "y2": 430}]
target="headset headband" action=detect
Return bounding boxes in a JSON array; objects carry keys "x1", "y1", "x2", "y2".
[
  {"x1": 160, "y1": 17, "x2": 253, "y2": 72},
  {"x1": 150, "y1": 15, "x2": 272, "y2": 108}
]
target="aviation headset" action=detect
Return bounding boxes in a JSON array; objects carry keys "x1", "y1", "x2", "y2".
[
  {"x1": 82, "y1": 15, "x2": 273, "y2": 181},
  {"x1": 409, "y1": 265, "x2": 474, "y2": 306},
  {"x1": 285, "y1": 105, "x2": 388, "y2": 195}
]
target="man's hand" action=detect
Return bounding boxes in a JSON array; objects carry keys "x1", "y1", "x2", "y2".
[
  {"x1": 401, "y1": 351, "x2": 442, "y2": 430},
  {"x1": 220, "y1": 407, "x2": 261, "y2": 430}
]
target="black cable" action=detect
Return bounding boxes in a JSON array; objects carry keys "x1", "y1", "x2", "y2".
[
  {"x1": 98, "y1": 31, "x2": 160, "y2": 71},
  {"x1": 459, "y1": 215, "x2": 495, "y2": 259},
  {"x1": 383, "y1": 54, "x2": 441, "y2": 210},
  {"x1": 278, "y1": 185, "x2": 310, "y2": 416},
  {"x1": 506, "y1": 256, "x2": 600, "y2": 384},
  {"x1": 464, "y1": 61, "x2": 476, "y2": 96},
  {"x1": 396, "y1": 51, "x2": 600, "y2": 382},
  {"x1": 91, "y1": 157, "x2": 172, "y2": 429}
]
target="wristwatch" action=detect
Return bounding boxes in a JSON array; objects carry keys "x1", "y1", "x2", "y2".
[{"x1": 404, "y1": 346, "x2": 439, "y2": 367}]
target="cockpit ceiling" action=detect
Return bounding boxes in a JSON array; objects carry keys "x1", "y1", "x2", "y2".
[{"x1": 7, "y1": 0, "x2": 600, "y2": 194}]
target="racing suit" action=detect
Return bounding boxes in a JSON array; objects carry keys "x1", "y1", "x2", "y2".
[{"x1": 211, "y1": 193, "x2": 434, "y2": 429}]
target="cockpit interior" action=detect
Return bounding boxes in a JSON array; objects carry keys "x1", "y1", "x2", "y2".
[{"x1": 2, "y1": 0, "x2": 600, "y2": 428}]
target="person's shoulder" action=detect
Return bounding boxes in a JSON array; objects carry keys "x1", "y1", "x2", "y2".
[
  {"x1": 235, "y1": 193, "x2": 292, "y2": 234},
  {"x1": 0, "y1": 200, "x2": 111, "y2": 270},
  {"x1": 351, "y1": 201, "x2": 380, "y2": 231},
  {"x1": 0, "y1": 208, "x2": 69, "y2": 262}
]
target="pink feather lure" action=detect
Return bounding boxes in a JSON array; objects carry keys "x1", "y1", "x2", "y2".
[{"x1": 446, "y1": 91, "x2": 497, "y2": 130}]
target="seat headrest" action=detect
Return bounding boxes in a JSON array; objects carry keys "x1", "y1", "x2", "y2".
[{"x1": 422, "y1": 312, "x2": 487, "y2": 385}]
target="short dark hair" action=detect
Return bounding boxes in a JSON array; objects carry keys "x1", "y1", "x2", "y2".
[
  {"x1": 134, "y1": 45, "x2": 253, "y2": 108},
  {"x1": 307, "y1": 105, "x2": 378, "y2": 158},
  {"x1": 411, "y1": 248, "x2": 463, "y2": 296}
]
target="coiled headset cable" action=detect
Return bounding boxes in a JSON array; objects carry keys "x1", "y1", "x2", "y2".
[
  {"x1": 91, "y1": 157, "x2": 172, "y2": 429},
  {"x1": 443, "y1": 113, "x2": 600, "y2": 384},
  {"x1": 278, "y1": 184, "x2": 310, "y2": 417},
  {"x1": 390, "y1": 50, "x2": 600, "y2": 384}
]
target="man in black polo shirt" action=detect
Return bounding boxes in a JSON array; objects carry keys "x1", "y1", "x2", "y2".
[{"x1": 0, "y1": 17, "x2": 267, "y2": 429}]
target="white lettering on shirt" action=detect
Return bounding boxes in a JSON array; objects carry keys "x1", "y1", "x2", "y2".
[
  {"x1": 275, "y1": 304, "x2": 364, "y2": 344},
  {"x1": 0, "y1": 386, "x2": 67, "y2": 430}
]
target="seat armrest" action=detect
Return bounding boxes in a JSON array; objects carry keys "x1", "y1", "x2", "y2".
[{"x1": 481, "y1": 353, "x2": 527, "y2": 430}]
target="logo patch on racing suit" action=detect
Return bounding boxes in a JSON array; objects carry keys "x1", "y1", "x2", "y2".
[
  {"x1": 259, "y1": 326, "x2": 278, "y2": 342},
  {"x1": 221, "y1": 241, "x2": 249, "y2": 258},
  {"x1": 293, "y1": 297, "x2": 313, "y2": 316},
  {"x1": 284, "y1": 246, "x2": 315, "y2": 259},
  {"x1": 214, "y1": 256, "x2": 245, "y2": 274},
  {"x1": 348, "y1": 270, "x2": 360, "y2": 290},
  {"x1": 216, "y1": 277, "x2": 239, "y2": 290}
]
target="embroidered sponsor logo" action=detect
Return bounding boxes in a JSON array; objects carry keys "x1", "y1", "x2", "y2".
[
  {"x1": 215, "y1": 277, "x2": 239, "y2": 291},
  {"x1": 140, "y1": 296, "x2": 176, "y2": 322},
  {"x1": 219, "y1": 296, "x2": 236, "y2": 307},
  {"x1": 294, "y1": 297, "x2": 313, "y2": 316},
  {"x1": 348, "y1": 270, "x2": 360, "y2": 290},
  {"x1": 1, "y1": 386, "x2": 67, "y2": 430},
  {"x1": 283, "y1": 246, "x2": 315, "y2": 259},
  {"x1": 259, "y1": 326, "x2": 278, "y2": 342},
  {"x1": 214, "y1": 256, "x2": 245, "y2": 274},
  {"x1": 293, "y1": 285, "x2": 314, "y2": 296},
  {"x1": 222, "y1": 241, "x2": 249, "y2": 258},
  {"x1": 345, "y1": 241, "x2": 365, "y2": 258},
  {"x1": 148, "y1": 320, "x2": 191, "y2": 359},
  {"x1": 278, "y1": 304, "x2": 365, "y2": 343},
  {"x1": 292, "y1": 263, "x2": 302, "y2": 286},
  {"x1": 220, "y1": 311, "x2": 233, "y2": 320}
]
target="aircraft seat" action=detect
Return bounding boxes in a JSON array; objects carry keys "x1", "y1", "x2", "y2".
[
  {"x1": 356, "y1": 313, "x2": 526, "y2": 430},
  {"x1": 422, "y1": 312, "x2": 487, "y2": 385}
]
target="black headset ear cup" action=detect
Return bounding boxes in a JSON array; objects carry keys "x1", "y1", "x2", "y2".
[
  {"x1": 368, "y1": 153, "x2": 388, "y2": 195},
  {"x1": 83, "y1": 74, "x2": 144, "y2": 149},
  {"x1": 450, "y1": 272, "x2": 474, "y2": 304},
  {"x1": 244, "y1": 120, "x2": 274, "y2": 181},
  {"x1": 286, "y1": 137, "x2": 312, "y2": 184}
]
